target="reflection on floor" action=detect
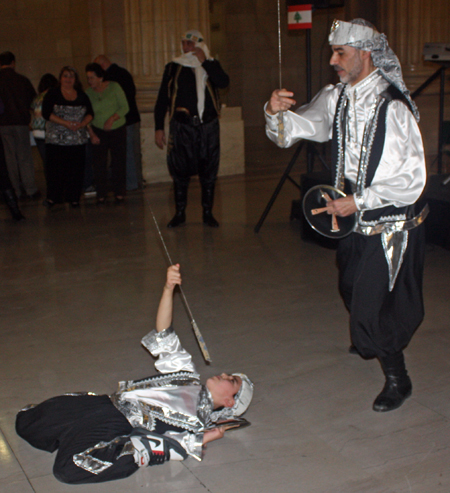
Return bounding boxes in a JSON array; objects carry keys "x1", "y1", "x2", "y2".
[{"x1": 1, "y1": 172, "x2": 450, "y2": 493}]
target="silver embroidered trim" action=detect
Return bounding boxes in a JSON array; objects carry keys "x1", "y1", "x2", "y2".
[
  {"x1": 334, "y1": 89, "x2": 347, "y2": 191},
  {"x1": 18, "y1": 403, "x2": 36, "y2": 413},
  {"x1": 111, "y1": 372, "x2": 210, "y2": 433},
  {"x1": 73, "y1": 436, "x2": 129, "y2": 475},
  {"x1": 359, "y1": 213, "x2": 406, "y2": 227},
  {"x1": 63, "y1": 392, "x2": 98, "y2": 397},
  {"x1": 197, "y1": 385, "x2": 214, "y2": 428},
  {"x1": 354, "y1": 205, "x2": 428, "y2": 236},
  {"x1": 382, "y1": 230, "x2": 408, "y2": 292},
  {"x1": 117, "y1": 441, "x2": 135, "y2": 460}
]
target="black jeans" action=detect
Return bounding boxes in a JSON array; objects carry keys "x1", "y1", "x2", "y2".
[{"x1": 45, "y1": 144, "x2": 86, "y2": 203}]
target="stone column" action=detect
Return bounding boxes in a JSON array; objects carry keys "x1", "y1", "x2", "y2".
[{"x1": 124, "y1": 0, "x2": 210, "y2": 111}]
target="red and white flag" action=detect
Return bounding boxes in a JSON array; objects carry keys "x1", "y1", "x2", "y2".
[{"x1": 288, "y1": 4, "x2": 312, "y2": 30}]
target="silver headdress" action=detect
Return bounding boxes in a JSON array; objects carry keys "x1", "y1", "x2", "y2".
[
  {"x1": 210, "y1": 373, "x2": 254, "y2": 422},
  {"x1": 329, "y1": 19, "x2": 419, "y2": 121}
]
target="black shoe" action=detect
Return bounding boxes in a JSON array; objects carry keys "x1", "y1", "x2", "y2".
[
  {"x1": 28, "y1": 190, "x2": 42, "y2": 200},
  {"x1": 3, "y1": 189, "x2": 25, "y2": 221},
  {"x1": 203, "y1": 211, "x2": 219, "y2": 227},
  {"x1": 373, "y1": 374, "x2": 412, "y2": 412},
  {"x1": 43, "y1": 199, "x2": 55, "y2": 208},
  {"x1": 114, "y1": 196, "x2": 124, "y2": 204},
  {"x1": 349, "y1": 345, "x2": 359, "y2": 355},
  {"x1": 373, "y1": 352, "x2": 412, "y2": 412},
  {"x1": 167, "y1": 211, "x2": 186, "y2": 228}
]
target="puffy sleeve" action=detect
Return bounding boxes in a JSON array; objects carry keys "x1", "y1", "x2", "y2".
[
  {"x1": 354, "y1": 100, "x2": 427, "y2": 211},
  {"x1": 141, "y1": 326, "x2": 197, "y2": 374},
  {"x1": 265, "y1": 84, "x2": 340, "y2": 148}
]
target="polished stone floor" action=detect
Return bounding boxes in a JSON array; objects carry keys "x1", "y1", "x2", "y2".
[{"x1": 1, "y1": 166, "x2": 450, "y2": 493}]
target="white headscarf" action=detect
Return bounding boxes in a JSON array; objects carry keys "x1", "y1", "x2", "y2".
[
  {"x1": 173, "y1": 30, "x2": 211, "y2": 122},
  {"x1": 329, "y1": 19, "x2": 419, "y2": 121}
]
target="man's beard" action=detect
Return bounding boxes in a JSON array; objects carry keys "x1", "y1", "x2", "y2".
[{"x1": 335, "y1": 55, "x2": 363, "y2": 85}]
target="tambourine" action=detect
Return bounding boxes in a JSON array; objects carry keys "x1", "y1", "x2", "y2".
[{"x1": 302, "y1": 184, "x2": 355, "y2": 239}]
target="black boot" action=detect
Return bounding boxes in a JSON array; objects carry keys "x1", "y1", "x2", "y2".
[
  {"x1": 201, "y1": 184, "x2": 219, "y2": 227},
  {"x1": 167, "y1": 182, "x2": 187, "y2": 228},
  {"x1": 373, "y1": 352, "x2": 412, "y2": 412},
  {"x1": 2, "y1": 189, "x2": 25, "y2": 221}
]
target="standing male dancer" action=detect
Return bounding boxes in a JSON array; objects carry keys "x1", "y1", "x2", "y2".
[{"x1": 265, "y1": 19, "x2": 427, "y2": 412}]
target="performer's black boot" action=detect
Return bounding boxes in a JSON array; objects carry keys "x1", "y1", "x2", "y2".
[
  {"x1": 373, "y1": 351, "x2": 412, "y2": 412},
  {"x1": 201, "y1": 184, "x2": 219, "y2": 227},
  {"x1": 2, "y1": 189, "x2": 25, "y2": 221},
  {"x1": 167, "y1": 183, "x2": 187, "y2": 228}
]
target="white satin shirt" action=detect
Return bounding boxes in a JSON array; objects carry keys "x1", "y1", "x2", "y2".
[{"x1": 265, "y1": 71, "x2": 427, "y2": 211}]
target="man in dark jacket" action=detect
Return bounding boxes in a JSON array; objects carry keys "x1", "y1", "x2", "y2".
[
  {"x1": 0, "y1": 51, "x2": 39, "y2": 199},
  {"x1": 94, "y1": 55, "x2": 142, "y2": 191},
  {"x1": 154, "y1": 30, "x2": 229, "y2": 228}
]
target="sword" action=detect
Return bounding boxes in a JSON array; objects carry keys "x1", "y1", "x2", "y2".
[
  {"x1": 148, "y1": 205, "x2": 212, "y2": 363},
  {"x1": 276, "y1": 0, "x2": 285, "y2": 147}
]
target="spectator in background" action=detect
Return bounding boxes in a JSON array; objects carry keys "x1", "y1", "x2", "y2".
[
  {"x1": 31, "y1": 73, "x2": 58, "y2": 177},
  {"x1": 0, "y1": 51, "x2": 39, "y2": 200},
  {"x1": 0, "y1": 97, "x2": 25, "y2": 221},
  {"x1": 42, "y1": 66, "x2": 93, "y2": 208},
  {"x1": 94, "y1": 55, "x2": 142, "y2": 191},
  {"x1": 85, "y1": 63, "x2": 129, "y2": 204}
]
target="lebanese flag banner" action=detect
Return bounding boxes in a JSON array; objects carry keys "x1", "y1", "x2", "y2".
[{"x1": 288, "y1": 4, "x2": 312, "y2": 30}]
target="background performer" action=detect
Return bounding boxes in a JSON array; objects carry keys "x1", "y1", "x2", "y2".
[{"x1": 154, "y1": 30, "x2": 229, "y2": 228}]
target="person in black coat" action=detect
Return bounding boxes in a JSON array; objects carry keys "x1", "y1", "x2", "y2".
[
  {"x1": 94, "y1": 55, "x2": 142, "y2": 191},
  {"x1": 154, "y1": 30, "x2": 229, "y2": 228}
]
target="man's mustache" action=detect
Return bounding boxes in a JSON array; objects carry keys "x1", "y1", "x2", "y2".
[{"x1": 333, "y1": 65, "x2": 344, "y2": 72}]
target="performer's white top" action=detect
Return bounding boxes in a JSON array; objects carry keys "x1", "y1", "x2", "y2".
[{"x1": 265, "y1": 71, "x2": 427, "y2": 211}]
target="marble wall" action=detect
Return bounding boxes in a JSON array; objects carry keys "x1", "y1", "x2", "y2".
[{"x1": 0, "y1": 0, "x2": 92, "y2": 90}]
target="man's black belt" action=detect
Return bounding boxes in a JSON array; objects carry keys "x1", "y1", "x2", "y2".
[{"x1": 172, "y1": 108, "x2": 216, "y2": 126}]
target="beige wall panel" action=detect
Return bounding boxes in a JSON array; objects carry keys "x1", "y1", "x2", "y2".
[
  {"x1": 0, "y1": 0, "x2": 91, "y2": 88},
  {"x1": 379, "y1": 0, "x2": 450, "y2": 89}
]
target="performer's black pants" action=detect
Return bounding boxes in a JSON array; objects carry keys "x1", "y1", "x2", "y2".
[
  {"x1": 16, "y1": 394, "x2": 138, "y2": 484},
  {"x1": 91, "y1": 126, "x2": 127, "y2": 199},
  {"x1": 167, "y1": 118, "x2": 220, "y2": 187},
  {"x1": 337, "y1": 225, "x2": 425, "y2": 359}
]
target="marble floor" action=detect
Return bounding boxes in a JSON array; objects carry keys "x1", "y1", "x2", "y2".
[{"x1": 1, "y1": 166, "x2": 450, "y2": 493}]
